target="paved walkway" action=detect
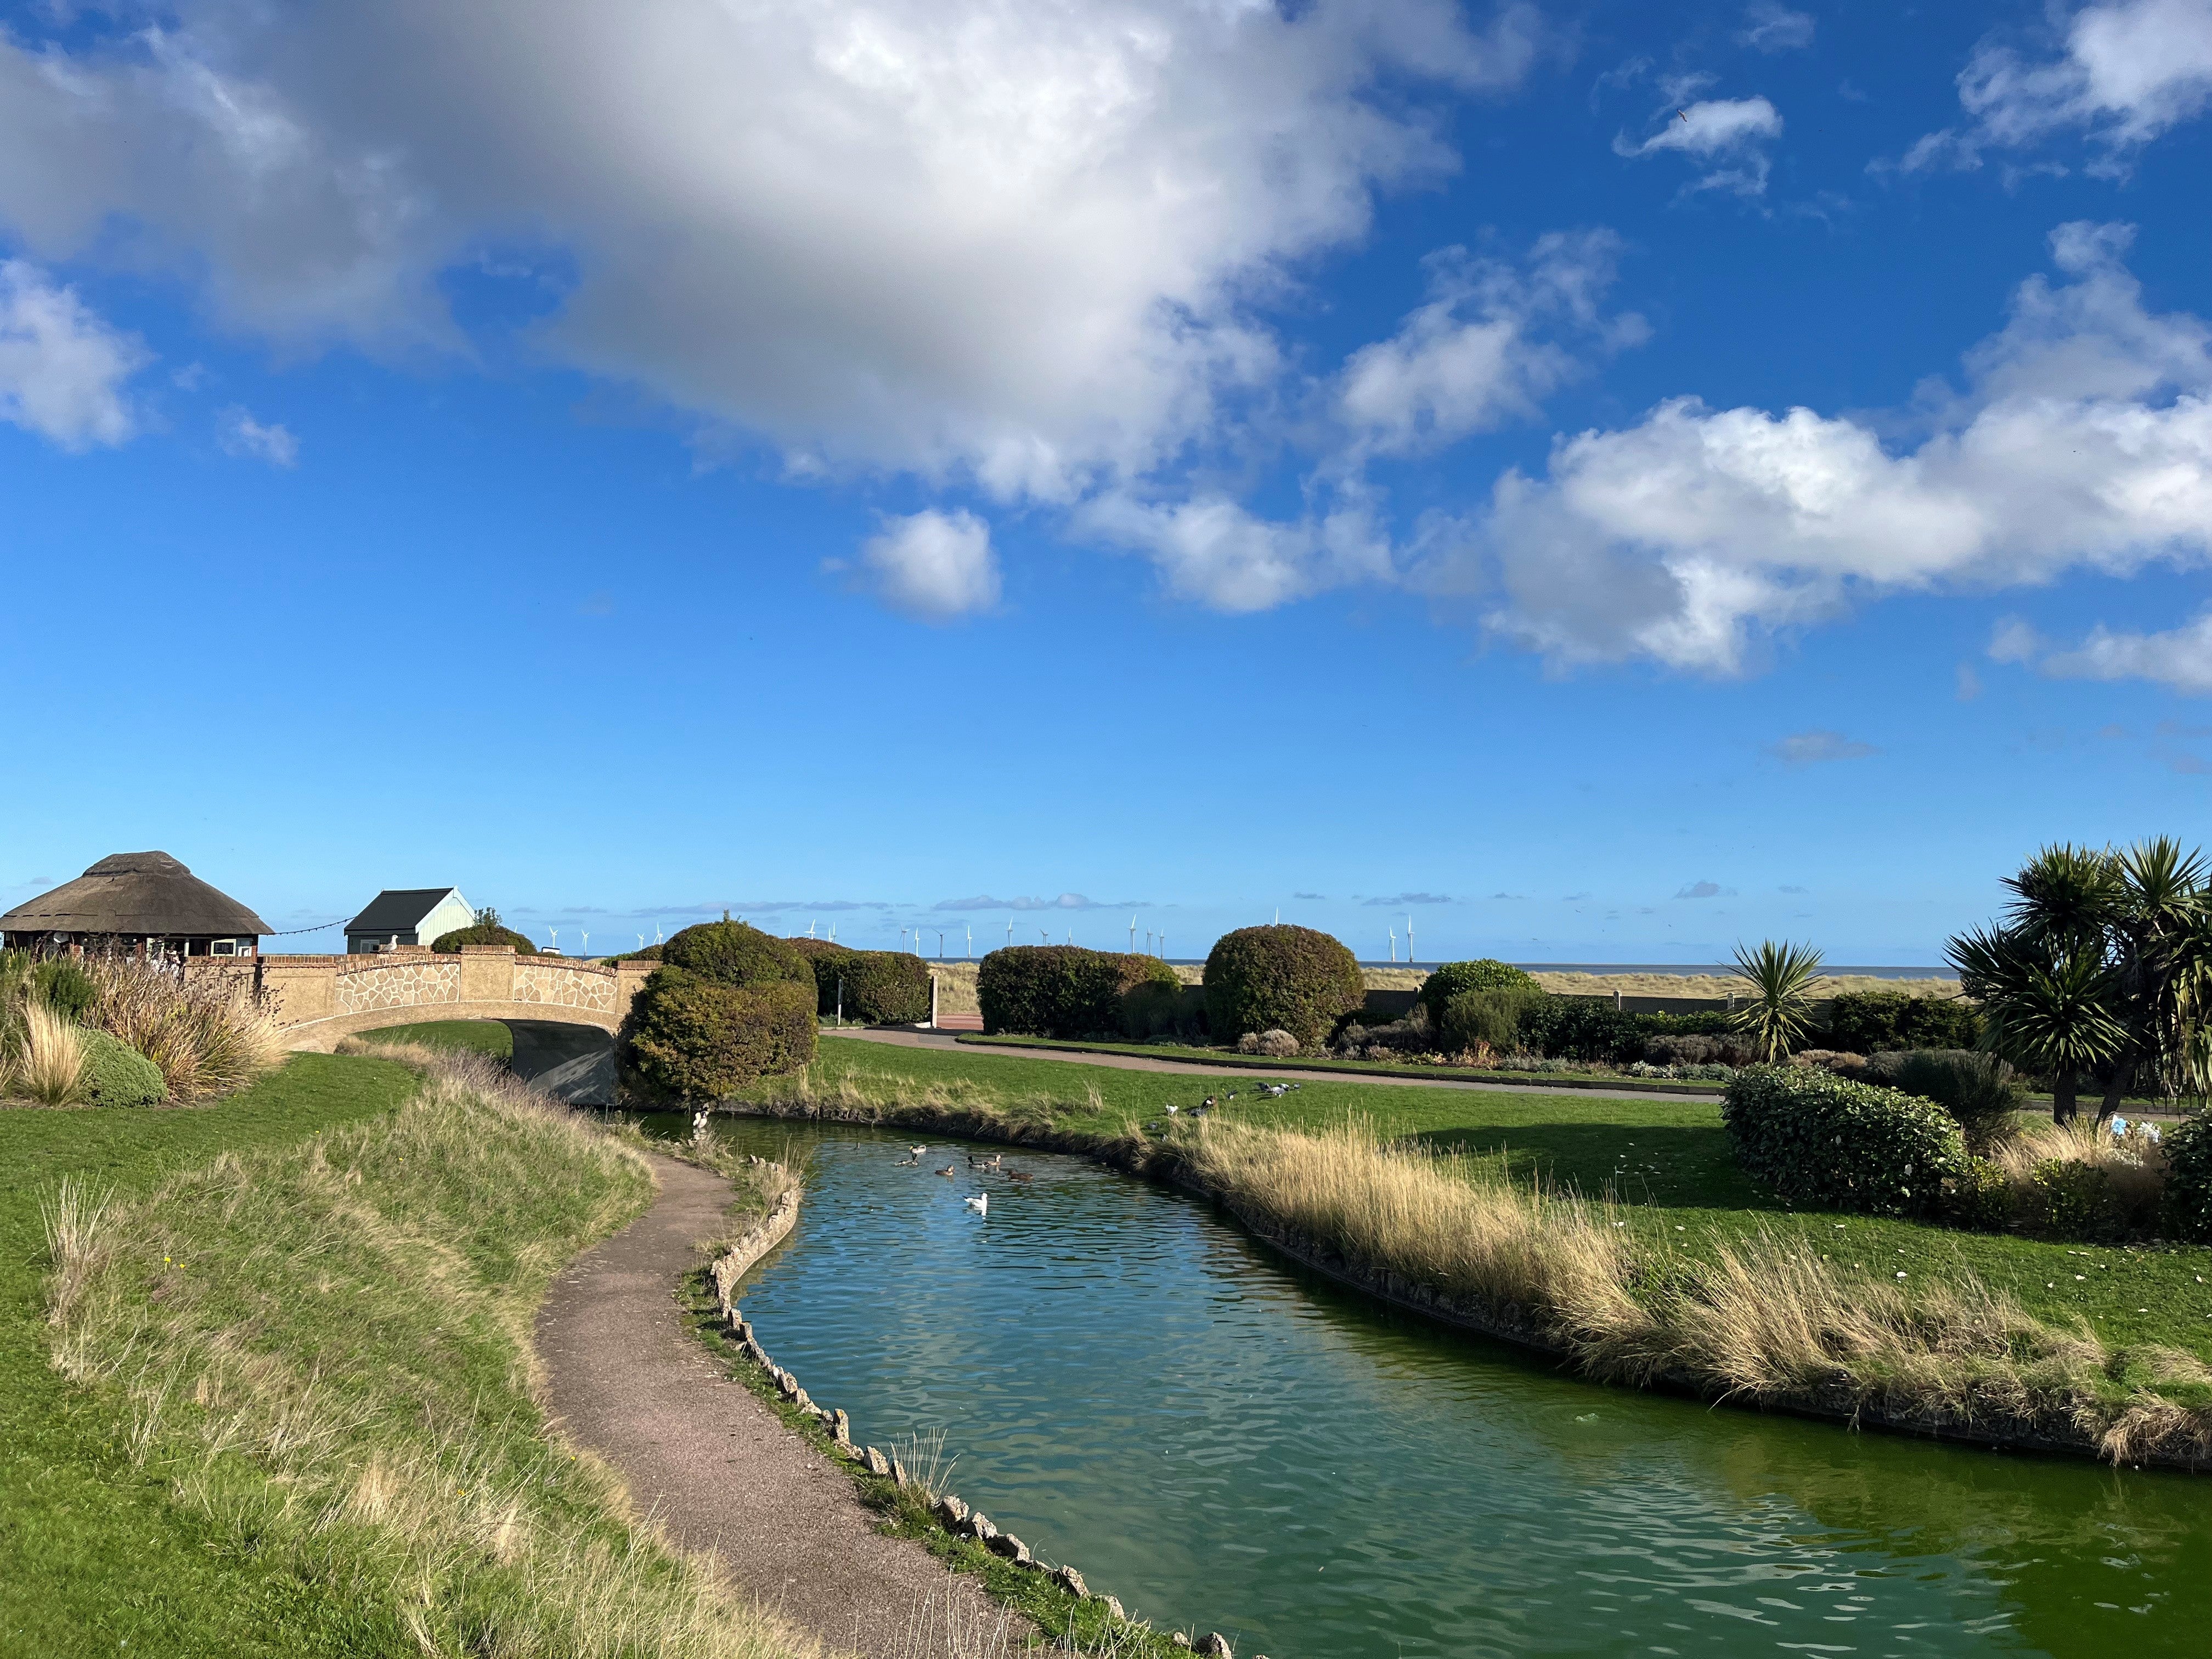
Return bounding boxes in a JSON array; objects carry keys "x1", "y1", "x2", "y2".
[
  {"x1": 534, "y1": 1153, "x2": 1008, "y2": 1657},
  {"x1": 835, "y1": 1028, "x2": 1724, "y2": 1105}
]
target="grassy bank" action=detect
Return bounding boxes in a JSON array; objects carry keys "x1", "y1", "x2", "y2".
[
  {"x1": 726, "y1": 1037, "x2": 2212, "y2": 1465},
  {"x1": 16, "y1": 1046, "x2": 819, "y2": 1658},
  {"x1": 352, "y1": 1018, "x2": 517, "y2": 1062}
]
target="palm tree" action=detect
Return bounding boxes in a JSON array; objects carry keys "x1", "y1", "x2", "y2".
[
  {"x1": 2097, "y1": 838, "x2": 2210, "y2": 1117},
  {"x1": 1730, "y1": 939, "x2": 1824, "y2": 1063},
  {"x1": 1946, "y1": 924, "x2": 2125, "y2": 1124}
]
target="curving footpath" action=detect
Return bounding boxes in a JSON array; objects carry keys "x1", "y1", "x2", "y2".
[{"x1": 534, "y1": 1153, "x2": 1008, "y2": 1658}]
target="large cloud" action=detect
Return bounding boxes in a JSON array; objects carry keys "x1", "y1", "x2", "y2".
[
  {"x1": 1905, "y1": 0, "x2": 2212, "y2": 171},
  {"x1": 0, "y1": 2, "x2": 1540, "y2": 501},
  {"x1": 1419, "y1": 222, "x2": 2212, "y2": 672}
]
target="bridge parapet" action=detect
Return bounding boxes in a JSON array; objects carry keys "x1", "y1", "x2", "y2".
[{"x1": 196, "y1": 946, "x2": 659, "y2": 1051}]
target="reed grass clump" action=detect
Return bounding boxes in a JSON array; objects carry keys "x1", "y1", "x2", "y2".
[
  {"x1": 83, "y1": 957, "x2": 284, "y2": 1099},
  {"x1": 12, "y1": 1000, "x2": 88, "y2": 1104},
  {"x1": 41, "y1": 1046, "x2": 822, "y2": 1658},
  {"x1": 1165, "y1": 1118, "x2": 2212, "y2": 1465}
]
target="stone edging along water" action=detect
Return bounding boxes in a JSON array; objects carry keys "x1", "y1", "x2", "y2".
[
  {"x1": 699, "y1": 1157, "x2": 1251, "y2": 1658},
  {"x1": 704, "y1": 1101, "x2": 2212, "y2": 1476}
]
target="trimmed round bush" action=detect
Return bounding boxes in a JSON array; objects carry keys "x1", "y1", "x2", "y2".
[
  {"x1": 623, "y1": 967, "x2": 818, "y2": 1101},
  {"x1": 1419, "y1": 959, "x2": 1539, "y2": 1021},
  {"x1": 978, "y1": 946, "x2": 1177, "y2": 1039},
  {"x1": 2164, "y1": 1117, "x2": 2212, "y2": 1243},
  {"x1": 661, "y1": 920, "x2": 813, "y2": 991},
  {"x1": 1721, "y1": 1065, "x2": 1970, "y2": 1218},
  {"x1": 1203, "y1": 926, "x2": 1364, "y2": 1051},
  {"x1": 789, "y1": 939, "x2": 930, "y2": 1024},
  {"x1": 81, "y1": 1026, "x2": 165, "y2": 1107},
  {"x1": 430, "y1": 924, "x2": 538, "y2": 954}
]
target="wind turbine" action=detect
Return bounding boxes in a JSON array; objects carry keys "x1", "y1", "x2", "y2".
[
  {"x1": 1407, "y1": 915, "x2": 1415, "y2": 964},
  {"x1": 636, "y1": 934, "x2": 645, "y2": 950},
  {"x1": 1006, "y1": 921, "x2": 1014, "y2": 949},
  {"x1": 965, "y1": 926, "x2": 972, "y2": 958},
  {"x1": 937, "y1": 930, "x2": 946, "y2": 958},
  {"x1": 1130, "y1": 915, "x2": 1137, "y2": 953},
  {"x1": 1388, "y1": 927, "x2": 1396, "y2": 963},
  {"x1": 580, "y1": 931, "x2": 589, "y2": 957},
  {"x1": 548, "y1": 926, "x2": 559, "y2": 952},
  {"x1": 1274, "y1": 907, "x2": 1280, "y2": 925},
  {"x1": 1040, "y1": 928, "x2": 1050, "y2": 945}
]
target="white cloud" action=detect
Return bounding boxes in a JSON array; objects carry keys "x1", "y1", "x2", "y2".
[
  {"x1": 1740, "y1": 4, "x2": 1816, "y2": 53},
  {"x1": 1088, "y1": 232, "x2": 1640, "y2": 609},
  {"x1": 217, "y1": 405, "x2": 298, "y2": 466},
  {"x1": 1768, "y1": 729, "x2": 1879, "y2": 764},
  {"x1": 1338, "y1": 231, "x2": 1645, "y2": 458},
  {"x1": 2017, "y1": 610, "x2": 2212, "y2": 692},
  {"x1": 1905, "y1": 0, "x2": 2212, "y2": 172},
  {"x1": 1415, "y1": 222, "x2": 2212, "y2": 673},
  {"x1": 1615, "y1": 97, "x2": 1785, "y2": 195},
  {"x1": 0, "y1": 261, "x2": 144, "y2": 448},
  {"x1": 859, "y1": 509, "x2": 1000, "y2": 619},
  {"x1": 0, "y1": 2, "x2": 1543, "y2": 500}
]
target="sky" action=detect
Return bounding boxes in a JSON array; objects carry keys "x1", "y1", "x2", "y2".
[{"x1": 1, "y1": 0, "x2": 2209, "y2": 967}]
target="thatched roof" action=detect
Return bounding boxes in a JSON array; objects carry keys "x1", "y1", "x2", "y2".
[{"x1": 1, "y1": 851, "x2": 270, "y2": 938}]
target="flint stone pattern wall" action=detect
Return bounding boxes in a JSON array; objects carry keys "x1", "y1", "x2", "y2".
[{"x1": 231, "y1": 945, "x2": 661, "y2": 1051}]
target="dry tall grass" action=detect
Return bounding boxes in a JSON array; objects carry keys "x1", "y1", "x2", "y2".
[
  {"x1": 13, "y1": 1001, "x2": 88, "y2": 1104},
  {"x1": 42, "y1": 1047, "x2": 824, "y2": 1659},
  {"x1": 1172, "y1": 1118, "x2": 2212, "y2": 1465},
  {"x1": 86, "y1": 958, "x2": 284, "y2": 1100}
]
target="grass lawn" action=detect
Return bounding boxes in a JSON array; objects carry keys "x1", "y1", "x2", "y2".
[
  {"x1": 812, "y1": 1035, "x2": 2212, "y2": 1365},
  {"x1": 956, "y1": 1031, "x2": 1723, "y2": 1094},
  {"x1": 351, "y1": 1018, "x2": 516, "y2": 1061},
  {"x1": 0, "y1": 1055, "x2": 418, "y2": 1657}
]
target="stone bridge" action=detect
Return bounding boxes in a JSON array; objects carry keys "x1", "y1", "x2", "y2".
[{"x1": 194, "y1": 945, "x2": 660, "y2": 1052}]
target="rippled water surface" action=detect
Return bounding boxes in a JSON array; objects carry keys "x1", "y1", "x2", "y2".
[{"x1": 646, "y1": 1117, "x2": 2209, "y2": 1658}]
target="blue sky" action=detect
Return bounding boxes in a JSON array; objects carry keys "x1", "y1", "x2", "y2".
[{"x1": 2, "y1": 0, "x2": 2208, "y2": 966}]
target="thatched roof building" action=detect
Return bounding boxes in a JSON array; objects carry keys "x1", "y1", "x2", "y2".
[{"x1": 1, "y1": 851, "x2": 270, "y2": 958}]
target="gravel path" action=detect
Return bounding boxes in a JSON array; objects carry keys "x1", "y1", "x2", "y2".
[
  {"x1": 534, "y1": 1153, "x2": 1009, "y2": 1658},
  {"x1": 831, "y1": 1028, "x2": 1723, "y2": 1105}
]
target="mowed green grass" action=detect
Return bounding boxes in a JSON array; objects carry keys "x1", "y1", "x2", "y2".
[
  {"x1": 0, "y1": 1055, "x2": 418, "y2": 1657},
  {"x1": 352, "y1": 1018, "x2": 516, "y2": 1060},
  {"x1": 815, "y1": 1036, "x2": 2212, "y2": 1364}
]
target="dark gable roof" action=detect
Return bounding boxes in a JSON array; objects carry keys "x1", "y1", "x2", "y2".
[
  {"x1": 0, "y1": 851, "x2": 270, "y2": 938},
  {"x1": 347, "y1": 888, "x2": 461, "y2": 934}
]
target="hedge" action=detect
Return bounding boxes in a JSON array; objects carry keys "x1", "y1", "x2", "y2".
[
  {"x1": 1721, "y1": 1065, "x2": 1970, "y2": 1219},
  {"x1": 978, "y1": 946, "x2": 1176, "y2": 1039},
  {"x1": 2165, "y1": 1118, "x2": 2212, "y2": 1243},
  {"x1": 1824, "y1": 990, "x2": 1979, "y2": 1053},
  {"x1": 1203, "y1": 926, "x2": 1364, "y2": 1051},
  {"x1": 429, "y1": 924, "x2": 539, "y2": 954},
  {"x1": 660, "y1": 920, "x2": 813, "y2": 991},
  {"x1": 788, "y1": 939, "x2": 930, "y2": 1024},
  {"x1": 1438, "y1": 987, "x2": 1543, "y2": 1054},
  {"x1": 82, "y1": 1026, "x2": 165, "y2": 1107},
  {"x1": 1419, "y1": 960, "x2": 1539, "y2": 1021},
  {"x1": 622, "y1": 967, "x2": 818, "y2": 1101},
  {"x1": 1517, "y1": 998, "x2": 1733, "y2": 1064}
]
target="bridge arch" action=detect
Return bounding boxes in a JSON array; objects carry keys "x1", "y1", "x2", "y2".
[{"x1": 217, "y1": 946, "x2": 658, "y2": 1053}]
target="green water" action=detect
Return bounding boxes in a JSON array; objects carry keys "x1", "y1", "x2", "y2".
[{"x1": 664, "y1": 1117, "x2": 2210, "y2": 1657}]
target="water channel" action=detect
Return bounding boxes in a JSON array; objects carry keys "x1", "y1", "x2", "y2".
[{"x1": 641, "y1": 1115, "x2": 2209, "y2": 1658}]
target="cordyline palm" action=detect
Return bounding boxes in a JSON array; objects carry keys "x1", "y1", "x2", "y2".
[
  {"x1": 1946, "y1": 924, "x2": 2125, "y2": 1124},
  {"x1": 2098, "y1": 838, "x2": 2211, "y2": 1115},
  {"x1": 1730, "y1": 939, "x2": 1823, "y2": 1063}
]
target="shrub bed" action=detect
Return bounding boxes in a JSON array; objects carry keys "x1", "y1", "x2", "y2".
[
  {"x1": 978, "y1": 946, "x2": 1177, "y2": 1039},
  {"x1": 788, "y1": 939, "x2": 930, "y2": 1024},
  {"x1": 2163, "y1": 1117, "x2": 2212, "y2": 1243},
  {"x1": 1722, "y1": 1065, "x2": 1971, "y2": 1220},
  {"x1": 1203, "y1": 926, "x2": 1364, "y2": 1051},
  {"x1": 1418, "y1": 960, "x2": 1539, "y2": 1021},
  {"x1": 1860, "y1": 1049, "x2": 2024, "y2": 1153}
]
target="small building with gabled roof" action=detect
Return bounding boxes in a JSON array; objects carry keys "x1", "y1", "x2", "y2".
[
  {"x1": 1, "y1": 851, "x2": 270, "y2": 959},
  {"x1": 345, "y1": 888, "x2": 476, "y2": 954}
]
